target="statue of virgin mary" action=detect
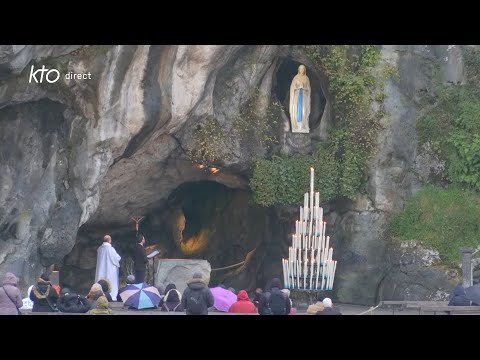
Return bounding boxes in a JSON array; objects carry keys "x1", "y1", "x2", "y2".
[{"x1": 289, "y1": 64, "x2": 311, "y2": 133}]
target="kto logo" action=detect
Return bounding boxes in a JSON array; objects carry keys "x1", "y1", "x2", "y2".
[{"x1": 29, "y1": 65, "x2": 60, "y2": 84}]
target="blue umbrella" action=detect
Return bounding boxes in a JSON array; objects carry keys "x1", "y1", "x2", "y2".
[{"x1": 120, "y1": 283, "x2": 161, "y2": 309}]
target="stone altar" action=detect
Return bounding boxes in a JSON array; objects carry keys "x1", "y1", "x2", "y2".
[{"x1": 154, "y1": 259, "x2": 211, "y2": 294}]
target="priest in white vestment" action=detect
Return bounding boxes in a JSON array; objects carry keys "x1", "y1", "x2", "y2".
[{"x1": 95, "y1": 235, "x2": 121, "y2": 300}]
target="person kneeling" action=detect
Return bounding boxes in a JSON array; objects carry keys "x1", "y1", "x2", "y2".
[{"x1": 88, "y1": 296, "x2": 113, "y2": 315}]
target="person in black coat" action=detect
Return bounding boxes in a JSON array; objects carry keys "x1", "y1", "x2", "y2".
[
  {"x1": 56, "y1": 288, "x2": 90, "y2": 313},
  {"x1": 258, "y1": 278, "x2": 291, "y2": 315},
  {"x1": 30, "y1": 273, "x2": 59, "y2": 312},
  {"x1": 448, "y1": 284, "x2": 472, "y2": 306},
  {"x1": 133, "y1": 234, "x2": 148, "y2": 284},
  {"x1": 252, "y1": 288, "x2": 263, "y2": 309},
  {"x1": 181, "y1": 272, "x2": 214, "y2": 315}
]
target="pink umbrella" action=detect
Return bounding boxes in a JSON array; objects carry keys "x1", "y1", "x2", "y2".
[{"x1": 210, "y1": 287, "x2": 237, "y2": 312}]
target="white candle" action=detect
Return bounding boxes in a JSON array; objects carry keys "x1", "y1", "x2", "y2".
[
  {"x1": 330, "y1": 260, "x2": 335, "y2": 290},
  {"x1": 326, "y1": 261, "x2": 330, "y2": 291},
  {"x1": 309, "y1": 210, "x2": 313, "y2": 236},
  {"x1": 282, "y1": 260, "x2": 287, "y2": 288},
  {"x1": 310, "y1": 256, "x2": 314, "y2": 290},
  {"x1": 287, "y1": 260, "x2": 290, "y2": 289},
  {"x1": 290, "y1": 260, "x2": 294, "y2": 289},
  {"x1": 297, "y1": 260, "x2": 300, "y2": 289},
  {"x1": 299, "y1": 207, "x2": 303, "y2": 225},
  {"x1": 304, "y1": 193, "x2": 308, "y2": 213},
  {"x1": 327, "y1": 261, "x2": 332, "y2": 290},
  {"x1": 320, "y1": 261, "x2": 326, "y2": 290},
  {"x1": 286, "y1": 260, "x2": 289, "y2": 289},
  {"x1": 325, "y1": 236, "x2": 330, "y2": 258},
  {"x1": 330, "y1": 261, "x2": 335, "y2": 290},
  {"x1": 320, "y1": 218, "x2": 327, "y2": 239},
  {"x1": 331, "y1": 260, "x2": 337, "y2": 290},
  {"x1": 320, "y1": 238, "x2": 324, "y2": 263},
  {"x1": 328, "y1": 246, "x2": 333, "y2": 262},
  {"x1": 310, "y1": 168, "x2": 314, "y2": 209}
]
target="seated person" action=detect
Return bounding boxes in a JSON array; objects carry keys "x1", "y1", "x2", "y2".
[
  {"x1": 252, "y1": 288, "x2": 263, "y2": 309},
  {"x1": 229, "y1": 290, "x2": 257, "y2": 313},
  {"x1": 117, "y1": 275, "x2": 136, "y2": 302},
  {"x1": 88, "y1": 296, "x2": 113, "y2": 315},
  {"x1": 281, "y1": 289, "x2": 295, "y2": 314},
  {"x1": 160, "y1": 287, "x2": 184, "y2": 312},
  {"x1": 97, "y1": 279, "x2": 113, "y2": 302},
  {"x1": 57, "y1": 288, "x2": 90, "y2": 313},
  {"x1": 448, "y1": 284, "x2": 471, "y2": 306},
  {"x1": 30, "y1": 273, "x2": 59, "y2": 312},
  {"x1": 307, "y1": 293, "x2": 325, "y2": 314},
  {"x1": 316, "y1": 298, "x2": 342, "y2": 315},
  {"x1": 86, "y1": 283, "x2": 104, "y2": 310}
]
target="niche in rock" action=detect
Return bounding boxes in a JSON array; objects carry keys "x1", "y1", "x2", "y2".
[{"x1": 273, "y1": 58, "x2": 326, "y2": 131}]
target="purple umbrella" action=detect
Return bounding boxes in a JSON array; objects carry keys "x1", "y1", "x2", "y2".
[
  {"x1": 120, "y1": 283, "x2": 161, "y2": 309},
  {"x1": 210, "y1": 287, "x2": 237, "y2": 312}
]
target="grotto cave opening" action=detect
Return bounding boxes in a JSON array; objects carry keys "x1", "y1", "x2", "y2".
[{"x1": 59, "y1": 180, "x2": 288, "y2": 295}]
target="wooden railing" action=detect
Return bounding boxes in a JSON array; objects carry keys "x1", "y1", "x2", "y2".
[{"x1": 381, "y1": 301, "x2": 449, "y2": 315}]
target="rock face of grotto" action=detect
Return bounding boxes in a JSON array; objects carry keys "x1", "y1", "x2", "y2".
[{"x1": 0, "y1": 45, "x2": 468, "y2": 303}]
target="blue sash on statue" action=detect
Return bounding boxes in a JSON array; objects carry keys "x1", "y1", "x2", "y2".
[{"x1": 297, "y1": 88, "x2": 303, "y2": 122}]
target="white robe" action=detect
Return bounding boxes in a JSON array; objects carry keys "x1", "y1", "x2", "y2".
[{"x1": 95, "y1": 242, "x2": 121, "y2": 300}]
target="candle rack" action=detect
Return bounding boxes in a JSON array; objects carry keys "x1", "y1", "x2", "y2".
[{"x1": 282, "y1": 168, "x2": 337, "y2": 290}]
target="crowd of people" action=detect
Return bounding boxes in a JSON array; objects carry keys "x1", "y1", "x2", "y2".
[
  {"x1": 0, "y1": 233, "x2": 345, "y2": 315},
  {"x1": 0, "y1": 269, "x2": 344, "y2": 315}
]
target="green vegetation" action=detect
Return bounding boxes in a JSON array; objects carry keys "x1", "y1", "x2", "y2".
[
  {"x1": 417, "y1": 47, "x2": 480, "y2": 191},
  {"x1": 394, "y1": 46, "x2": 480, "y2": 263},
  {"x1": 188, "y1": 90, "x2": 281, "y2": 166},
  {"x1": 251, "y1": 45, "x2": 390, "y2": 206},
  {"x1": 391, "y1": 185, "x2": 480, "y2": 266}
]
